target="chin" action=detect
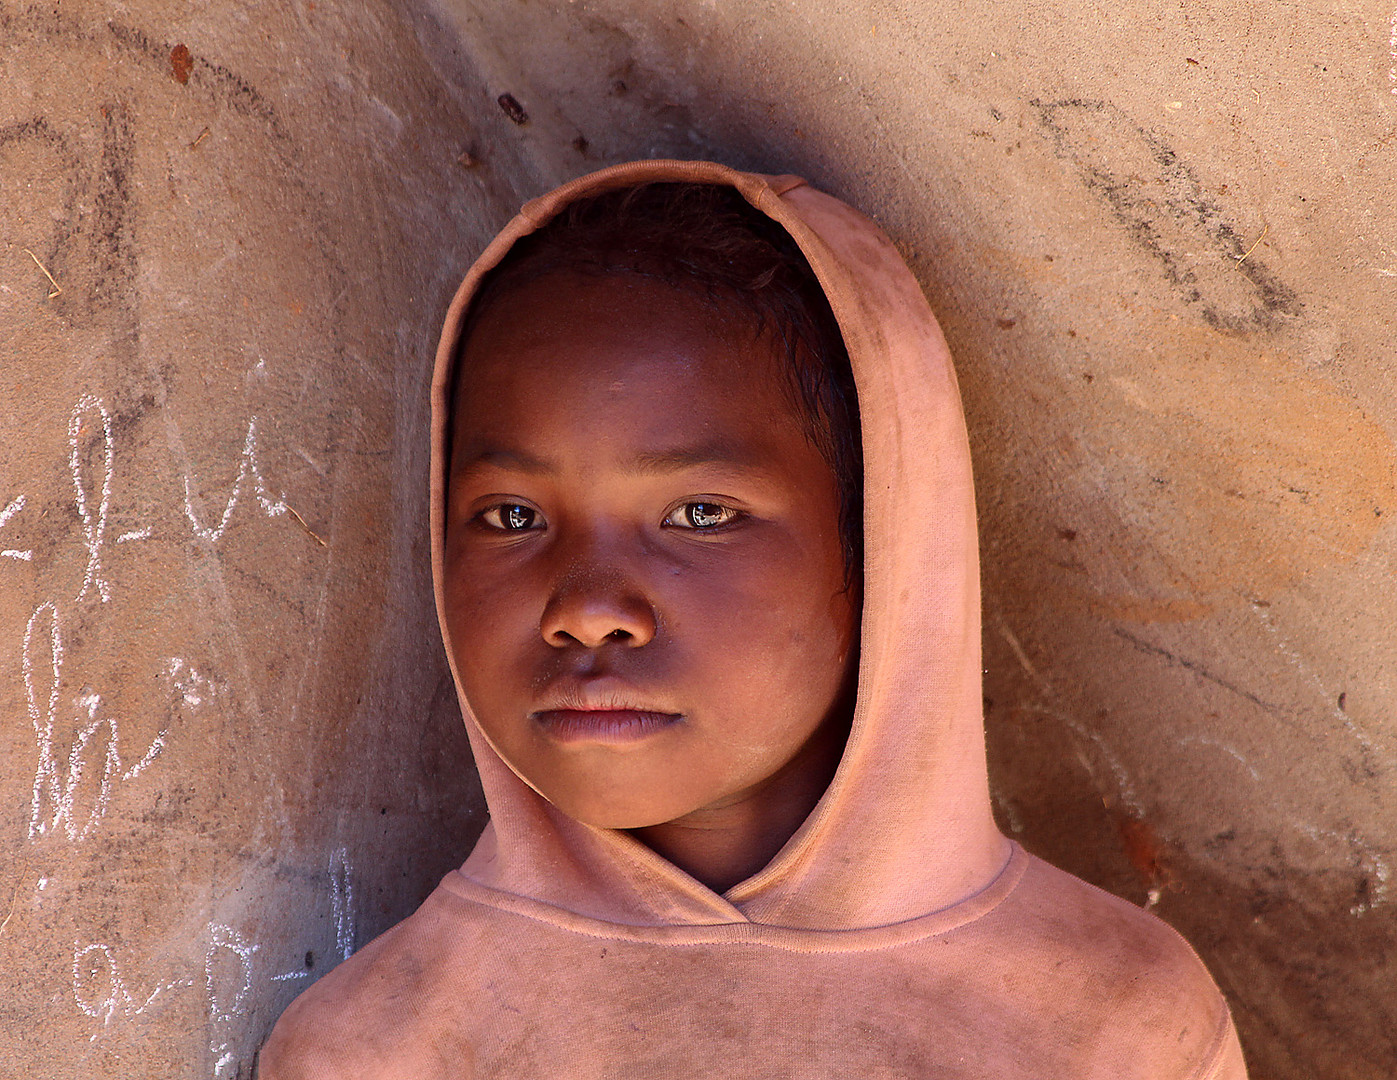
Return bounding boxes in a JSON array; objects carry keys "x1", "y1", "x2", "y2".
[{"x1": 546, "y1": 790, "x2": 690, "y2": 832}]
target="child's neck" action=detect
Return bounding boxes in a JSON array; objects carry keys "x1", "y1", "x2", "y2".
[{"x1": 630, "y1": 714, "x2": 849, "y2": 894}]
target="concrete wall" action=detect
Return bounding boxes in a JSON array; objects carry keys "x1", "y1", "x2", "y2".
[{"x1": 3, "y1": 0, "x2": 1395, "y2": 1076}]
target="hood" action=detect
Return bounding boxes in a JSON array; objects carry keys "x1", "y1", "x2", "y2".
[{"x1": 429, "y1": 159, "x2": 1009, "y2": 932}]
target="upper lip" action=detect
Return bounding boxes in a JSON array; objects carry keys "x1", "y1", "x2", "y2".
[{"x1": 531, "y1": 678, "x2": 680, "y2": 716}]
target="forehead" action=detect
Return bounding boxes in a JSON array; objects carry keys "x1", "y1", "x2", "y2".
[{"x1": 451, "y1": 273, "x2": 806, "y2": 461}]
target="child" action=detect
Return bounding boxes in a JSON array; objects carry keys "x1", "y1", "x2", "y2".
[{"x1": 261, "y1": 160, "x2": 1246, "y2": 1078}]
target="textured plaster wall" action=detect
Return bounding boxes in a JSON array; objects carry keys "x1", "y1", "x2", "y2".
[
  {"x1": 2, "y1": 0, "x2": 1395, "y2": 1077},
  {"x1": 0, "y1": 1, "x2": 507, "y2": 1074}
]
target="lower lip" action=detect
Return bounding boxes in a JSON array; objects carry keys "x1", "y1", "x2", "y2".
[{"x1": 532, "y1": 709, "x2": 682, "y2": 745}]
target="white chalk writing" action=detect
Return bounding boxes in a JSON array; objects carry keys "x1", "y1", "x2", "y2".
[
  {"x1": 182, "y1": 415, "x2": 288, "y2": 544},
  {"x1": 331, "y1": 846, "x2": 356, "y2": 960},
  {"x1": 1390, "y1": 7, "x2": 1397, "y2": 96},
  {"x1": 161, "y1": 656, "x2": 216, "y2": 709},
  {"x1": 25, "y1": 603, "x2": 169, "y2": 840},
  {"x1": 207, "y1": 923, "x2": 258, "y2": 1076},
  {"x1": 72, "y1": 941, "x2": 194, "y2": 1025},
  {"x1": 70, "y1": 395, "x2": 114, "y2": 603},
  {"x1": 1, "y1": 493, "x2": 33, "y2": 560}
]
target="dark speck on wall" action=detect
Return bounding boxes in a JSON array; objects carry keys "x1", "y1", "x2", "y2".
[
  {"x1": 497, "y1": 93, "x2": 529, "y2": 125},
  {"x1": 170, "y1": 43, "x2": 192, "y2": 84}
]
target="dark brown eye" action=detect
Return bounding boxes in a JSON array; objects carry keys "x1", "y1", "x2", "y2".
[
  {"x1": 482, "y1": 504, "x2": 539, "y2": 530},
  {"x1": 667, "y1": 502, "x2": 737, "y2": 529}
]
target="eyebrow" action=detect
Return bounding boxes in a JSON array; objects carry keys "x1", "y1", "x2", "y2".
[
  {"x1": 627, "y1": 441, "x2": 761, "y2": 474},
  {"x1": 454, "y1": 441, "x2": 762, "y2": 478},
  {"x1": 455, "y1": 448, "x2": 554, "y2": 475}
]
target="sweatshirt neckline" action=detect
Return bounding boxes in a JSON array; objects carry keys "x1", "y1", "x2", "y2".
[{"x1": 437, "y1": 843, "x2": 1027, "y2": 954}]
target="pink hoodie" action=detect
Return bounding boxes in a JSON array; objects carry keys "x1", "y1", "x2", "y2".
[{"x1": 261, "y1": 159, "x2": 1246, "y2": 1079}]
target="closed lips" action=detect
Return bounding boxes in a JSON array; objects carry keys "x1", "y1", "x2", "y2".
[{"x1": 530, "y1": 708, "x2": 683, "y2": 743}]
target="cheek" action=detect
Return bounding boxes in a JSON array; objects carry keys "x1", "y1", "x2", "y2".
[
  {"x1": 664, "y1": 542, "x2": 853, "y2": 701},
  {"x1": 442, "y1": 548, "x2": 540, "y2": 691}
]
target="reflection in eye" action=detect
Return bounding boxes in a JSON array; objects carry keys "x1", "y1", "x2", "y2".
[
  {"x1": 668, "y1": 502, "x2": 738, "y2": 529},
  {"x1": 481, "y1": 504, "x2": 539, "y2": 530}
]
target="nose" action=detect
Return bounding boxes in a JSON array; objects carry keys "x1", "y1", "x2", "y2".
[{"x1": 539, "y1": 565, "x2": 657, "y2": 649}]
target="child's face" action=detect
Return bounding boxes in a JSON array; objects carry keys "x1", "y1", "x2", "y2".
[{"x1": 444, "y1": 272, "x2": 859, "y2": 831}]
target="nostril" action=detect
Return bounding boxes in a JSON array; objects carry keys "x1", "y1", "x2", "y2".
[
  {"x1": 539, "y1": 586, "x2": 657, "y2": 649},
  {"x1": 544, "y1": 626, "x2": 634, "y2": 648}
]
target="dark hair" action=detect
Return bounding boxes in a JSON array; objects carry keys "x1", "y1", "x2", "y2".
[{"x1": 461, "y1": 181, "x2": 863, "y2": 581}]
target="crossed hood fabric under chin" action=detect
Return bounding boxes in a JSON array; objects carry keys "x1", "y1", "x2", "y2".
[{"x1": 261, "y1": 160, "x2": 1247, "y2": 1079}]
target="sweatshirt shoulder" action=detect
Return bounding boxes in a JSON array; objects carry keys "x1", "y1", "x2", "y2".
[
  {"x1": 990, "y1": 853, "x2": 1248, "y2": 1079},
  {"x1": 259, "y1": 883, "x2": 483, "y2": 1080}
]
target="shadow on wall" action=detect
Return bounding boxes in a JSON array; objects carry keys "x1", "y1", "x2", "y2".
[{"x1": 407, "y1": 0, "x2": 1397, "y2": 1076}]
